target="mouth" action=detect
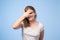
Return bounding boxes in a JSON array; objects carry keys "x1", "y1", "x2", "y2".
[{"x1": 27, "y1": 16, "x2": 33, "y2": 19}]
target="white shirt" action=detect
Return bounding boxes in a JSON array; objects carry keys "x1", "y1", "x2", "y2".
[{"x1": 22, "y1": 22, "x2": 44, "y2": 40}]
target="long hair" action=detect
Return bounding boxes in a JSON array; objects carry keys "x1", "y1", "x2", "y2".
[{"x1": 23, "y1": 6, "x2": 37, "y2": 27}]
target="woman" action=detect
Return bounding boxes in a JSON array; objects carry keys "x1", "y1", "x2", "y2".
[{"x1": 13, "y1": 6, "x2": 44, "y2": 40}]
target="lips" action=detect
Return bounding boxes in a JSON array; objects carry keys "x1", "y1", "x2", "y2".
[{"x1": 27, "y1": 16, "x2": 33, "y2": 19}]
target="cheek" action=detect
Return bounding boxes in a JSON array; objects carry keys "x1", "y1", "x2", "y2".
[
  {"x1": 32, "y1": 14, "x2": 36, "y2": 18},
  {"x1": 28, "y1": 13, "x2": 36, "y2": 20},
  {"x1": 31, "y1": 14, "x2": 36, "y2": 19}
]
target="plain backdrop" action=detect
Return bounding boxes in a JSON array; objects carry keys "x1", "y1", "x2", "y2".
[{"x1": 0, "y1": 0, "x2": 60, "y2": 40}]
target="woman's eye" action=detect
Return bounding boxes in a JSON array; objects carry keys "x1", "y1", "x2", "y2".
[{"x1": 29, "y1": 12, "x2": 32, "y2": 14}]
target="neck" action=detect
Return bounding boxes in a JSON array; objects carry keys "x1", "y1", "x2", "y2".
[{"x1": 29, "y1": 20, "x2": 36, "y2": 24}]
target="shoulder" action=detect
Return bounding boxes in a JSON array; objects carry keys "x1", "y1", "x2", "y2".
[{"x1": 39, "y1": 22, "x2": 44, "y2": 32}]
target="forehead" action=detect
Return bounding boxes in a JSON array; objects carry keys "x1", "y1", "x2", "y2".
[
  {"x1": 27, "y1": 9, "x2": 34, "y2": 12},
  {"x1": 25, "y1": 8, "x2": 33, "y2": 11}
]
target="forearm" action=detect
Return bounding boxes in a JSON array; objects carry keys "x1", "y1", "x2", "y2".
[{"x1": 13, "y1": 15, "x2": 26, "y2": 29}]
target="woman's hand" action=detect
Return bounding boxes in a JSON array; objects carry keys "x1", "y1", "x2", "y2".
[
  {"x1": 23, "y1": 9, "x2": 33, "y2": 18},
  {"x1": 13, "y1": 9, "x2": 33, "y2": 29}
]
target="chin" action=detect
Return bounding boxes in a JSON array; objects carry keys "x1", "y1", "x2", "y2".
[{"x1": 29, "y1": 18, "x2": 34, "y2": 22}]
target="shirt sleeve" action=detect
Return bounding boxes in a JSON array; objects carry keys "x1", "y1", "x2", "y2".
[{"x1": 39, "y1": 23, "x2": 44, "y2": 32}]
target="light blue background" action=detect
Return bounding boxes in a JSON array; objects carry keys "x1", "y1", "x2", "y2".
[{"x1": 0, "y1": 0, "x2": 60, "y2": 40}]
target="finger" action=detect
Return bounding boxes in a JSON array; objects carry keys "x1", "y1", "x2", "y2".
[{"x1": 27, "y1": 10, "x2": 33, "y2": 14}]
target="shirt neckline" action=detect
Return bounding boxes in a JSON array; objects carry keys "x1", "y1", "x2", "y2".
[{"x1": 26, "y1": 22, "x2": 40, "y2": 30}]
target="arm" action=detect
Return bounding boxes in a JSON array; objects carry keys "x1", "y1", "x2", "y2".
[
  {"x1": 39, "y1": 30, "x2": 44, "y2": 40},
  {"x1": 12, "y1": 9, "x2": 32, "y2": 29},
  {"x1": 12, "y1": 15, "x2": 26, "y2": 29}
]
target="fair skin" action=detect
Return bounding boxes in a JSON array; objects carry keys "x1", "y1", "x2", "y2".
[{"x1": 13, "y1": 9, "x2": 44, "y2": 40}]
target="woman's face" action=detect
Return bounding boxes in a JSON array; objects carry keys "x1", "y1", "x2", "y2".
[{"x1": 27, "y1": 9, "x2": 36, "y2": 22}]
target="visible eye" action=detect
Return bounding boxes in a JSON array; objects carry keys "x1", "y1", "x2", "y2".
[{"x1": 29, "y1": 12, "x2": 33, "y2": 14}]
